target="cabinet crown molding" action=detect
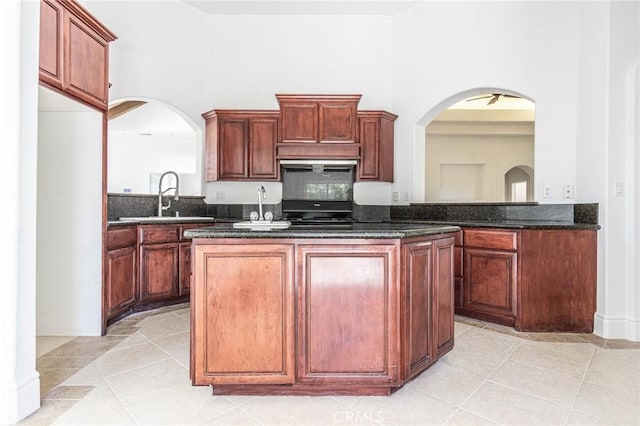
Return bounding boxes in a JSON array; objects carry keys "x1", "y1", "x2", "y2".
[
  {"x1": 275, "y1": 94, "x2": 363, "y2": 103},
  {"x1": 59, "y1": 0, "x2": 118, "y2": 41}
]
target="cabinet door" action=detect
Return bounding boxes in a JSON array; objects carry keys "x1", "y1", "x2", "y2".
[
  {"x1": 105, "y1": 246, "x2": 137, "y2": 319},
  {"x1": 433, "y1": 237, "x2": 455, "y2": 359},
  {"x1": 318, "y1": 102, "x2": 357, "y2": 143},
  {"x1": 401, "y1": 240, "x2": 433, "y2": 380},
  {"x1": 358, "y1": 116, "x2": 380, "y2": 179},
  {"x1": 39, "y1": 0, "x2": 64, "y2": 88},
  {"x1": 139, "y1": 243, "x2": 179, "y2": 302},
  {"x1": 179, "y1": 242, "x2": 191, "y2": 296},
  {"x1": 463, "y1": 248, "x2": 517, "y2": 324},
  {"x1": 191, "y1": 243, "x2": 295, "y2": 385},
  {"x1": 297, "y1": 243, "x2": 399, "y2": 385},
  {"x1": 248, "y1": 116, "x2": 278, "y2": 179},
  {"x1": 65, "y1": 12, "x2": 110, "y2": 109},
  {"x1": 279, "y1": 102, "x2": 318, "y2": 143},
  {"x1": 357, "y1": 111, "x2": 396, "y2": 182},
  {"x1": 218, "y1": 117, "x2": 249, "y2": 179}
]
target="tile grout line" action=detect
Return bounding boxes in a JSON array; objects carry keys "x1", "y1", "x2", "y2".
[{"x1": 444, "y1": 338, "x2": 525, "y2": 425}]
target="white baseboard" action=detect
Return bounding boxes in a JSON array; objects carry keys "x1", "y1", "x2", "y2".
[
  {"x1": 594, "y1": 314, "x2": 640, "y2": 342},
  {"x1": 0, "y1": 372, "x2": 40, "y2": 425}
]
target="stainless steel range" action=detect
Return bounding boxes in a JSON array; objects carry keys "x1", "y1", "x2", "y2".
[{"x1": 280, "y1": 160, "x2": 356, "y2": 226}]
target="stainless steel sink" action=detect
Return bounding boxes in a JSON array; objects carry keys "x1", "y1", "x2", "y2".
[
  {"x1": 233, "y1": 220, "x2": 291, "y2": 230},
  {"x1": 119, "y1": 216, "x2": 214, "y2": 223}
]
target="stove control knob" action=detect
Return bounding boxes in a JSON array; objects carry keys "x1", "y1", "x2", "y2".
[
  {"x1": 249, "y1": 211, "x2": 259, "y2": 221},
  {"x1": 264, "y1": 211, "x2": 274, "y2": 221}
]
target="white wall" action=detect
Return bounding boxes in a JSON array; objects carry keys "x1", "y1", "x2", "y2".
[
  {"x1": 37, "y1": 91, "x2": 103, "y2": 336},
  {"x1": 1, "y1": 1, "x2": 40, "y2": 423},
  {"x1": 595, "y1": 1, "x2": 640, "y2": 340},
  {"x1": 108, "y1": 132, "x2": 198, "y2": 195}
]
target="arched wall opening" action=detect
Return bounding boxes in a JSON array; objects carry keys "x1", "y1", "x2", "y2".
[
  {"x1": 414, "y1": 88, "x2": 535, "y2": 203},
  {"x1": 107, "y1": 97, "x2": 204, "y2": 196}
]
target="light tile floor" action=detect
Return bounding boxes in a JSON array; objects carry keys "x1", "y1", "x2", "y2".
[{"x1": 20, "y1": 305, "x2": 640, "y2": 426}]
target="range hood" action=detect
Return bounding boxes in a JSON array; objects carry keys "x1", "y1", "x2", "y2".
[{"x1": 280, "y1": 159, "x2": 357, "y2": 172}]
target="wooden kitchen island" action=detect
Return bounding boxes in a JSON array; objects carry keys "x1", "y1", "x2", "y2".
[{"x1": 184, "y1": 223, "x2": 460, "y2": 396}]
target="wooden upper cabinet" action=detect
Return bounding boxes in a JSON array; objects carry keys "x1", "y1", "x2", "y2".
[
  {"x1": 275, "y1": 94, "x2": 362, "y2": 160},
  {"x1": 202, "y1": 110, "x2": 279, "y2": 181},
  {"x1": 357, "y1": 111, "x2": 397, "y2": 182},
  {"x1": 38, "y1": 0, "x2": 117, "y2": 110},
  {"x1": 279, "y1": 101, "x2": 318, "y2": 143},
  {"x1": 276, "y1": 94, "x2": 361, "y2": 143},
  {"x1": 39, "y1": 0, "x2": 64, "y2": 85}
]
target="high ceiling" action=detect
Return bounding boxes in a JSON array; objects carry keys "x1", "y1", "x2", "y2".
[{"x1": 182, "y1": 0, "x2": 421, "y2": 15}]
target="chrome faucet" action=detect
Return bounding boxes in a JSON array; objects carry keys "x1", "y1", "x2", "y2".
[
  {"x1": 257, "y1": 186, "x2": 266, "y2": 221},
  {"x1": 158, "y1": 171, "x2": 180, "y2": 217}
]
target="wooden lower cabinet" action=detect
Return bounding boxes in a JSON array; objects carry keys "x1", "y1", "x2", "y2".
[
  {"x1": 455, "y1": 227, "x2": 598, "y2": 332},
  {"x1": 138, "y1": 224, "x2": 200, "y2": 303},
  {"x1": 297, "y1": 243, "x2": 398, "y2": 385},
  {"x1": 191, "y1": 234, "x2": 456, "y2": 395},
  {"x1": 139, "y1": 243, "x2": 180, "y2": 301},
  {"x1": 401, "y1": 237, "x2": 454, "y2": 381},
  {"x1": 105, "y1": 226, "x2": 137, "y2": 322},
  {"x1": 191, "y1": 243, "x2": 296, "y2": 385}
]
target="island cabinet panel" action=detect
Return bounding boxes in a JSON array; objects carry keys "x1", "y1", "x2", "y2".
[
  {"x1": 191, "y1": 243, "x2": 295, "y2": 385},
  {"x1": 433, "y1": 238, "x2": 455, "y2": 358},
  {"x1": 297, "y1": 244, "x2": 399, "y2": 385},
  {"x1": 190, "y1": 231, "x2": 457, "y2": 395},
  {"x1": 38, "y1": 0, "x2": 117, "y2": 110},
  {"x1": 401, "y1": 240, "x2": 434, "y2": 380},
  {"x1": 202, "y1": 110, "x2": 279, "y2": 181},
  {"x1": 401, "y1": 236, "x2": 455, "y2": 381}
]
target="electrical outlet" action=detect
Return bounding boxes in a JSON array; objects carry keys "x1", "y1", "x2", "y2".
[
  {"x1": 543, "y1": 186, "x2": 552, "y2": 198},
  {"x1": 215, "y1": 191, "x2": 225, "y2": 201},
  {"x1": 392, "y1": 192, "x2": 399, "y2": 202},
  {"x1": 563, "y1": 184, "x2": 575, "y2": 199}
]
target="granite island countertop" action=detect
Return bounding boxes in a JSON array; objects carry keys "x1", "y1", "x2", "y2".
[{"x1": 184, "y1": 222, "x2": 461, "y2": 239}]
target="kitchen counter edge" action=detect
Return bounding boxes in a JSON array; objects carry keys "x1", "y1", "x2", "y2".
[{"x1": 184, "y1": 223, "x2": 461, "y2": 239}]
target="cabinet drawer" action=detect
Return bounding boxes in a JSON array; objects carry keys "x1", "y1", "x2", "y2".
[
  {"x1": 139, "y1": 225, "x2": 181, "y2": 245},
  {"x1": 107, "y1": 226, "x2": 137, "y2": 250},
  {"x1": 463, "y1": 229, "x2": 518, "y2": 251}
]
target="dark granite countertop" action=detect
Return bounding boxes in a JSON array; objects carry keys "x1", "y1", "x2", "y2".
[
  {"x1": 392, "y1": 219, "x2": 601, "y2": 231},
  {"x1": 108, "y1": 217, "x2": 599, "y2": 231},
  {"x1": 184, "y1": 222, "x2": 461, "y2": 239},
  {"x1": 107, "y1": 217, "x2": 216, "y2": 227}
]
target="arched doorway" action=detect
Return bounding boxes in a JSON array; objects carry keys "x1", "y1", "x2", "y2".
[{"x1": 504, "y1": 165, "x2": 534, "y2": 202}]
